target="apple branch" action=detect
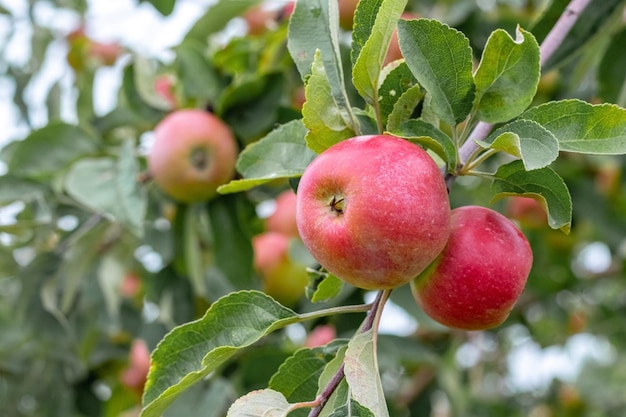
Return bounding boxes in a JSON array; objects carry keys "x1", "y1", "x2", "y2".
[
  {"x1": 307, "y1": 289, "x2": 390, "y2": 417},
  {"x1": 455, "y1": 0, "x2": 592, "y2": 168}
]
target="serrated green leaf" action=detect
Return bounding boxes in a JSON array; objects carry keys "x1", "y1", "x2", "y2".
[
  {"x1": 351, "y1": 0, "x2": 408, "y2": 106},
  {"x1": 398, "y1": 18, "x2": 475, "y2": 125},
  {"x1": 474, "y1": 27, "x2": 540, "y2": 123},
  {"x1": 288, "y1": 0, "x2": 350, "y2": 112},
  {"x1": 269, "y1": 345, "x2": 341, "y2": 406},
  {"x1": 9, "y1": 123, "x2": 100, "y2": 179},
  {"x1": 141, "y1": 291, "x2": 298, "y2": 417},
  {"x1": 218, "y1": 119, "x2": 316, "y2": 194},
  {"x1": 185, "y1": 0, "x2": 261, "y2": 41},
  {"x1": 480, "y1": 119, "x2": 558, "y2": 170},
  {"x1": 378, "y1": 62, "x2": 419, "y2": 128},
  {"x1": 344, "y1": 329, "x2": 389, "y2": 417},
  {"x1": 317, "y1": 346, "x2": 349, "y2": 417},
  {"x1": 388, "y1": 119, "x2": 456, "y2": 171},
  {"x1": 327, "y1": 400, "x2": 376, "y2": 417},
  {"x1": 491, "y1": 160, "x2": 572, "y2": 232},
  {"x1": 310, "y1": 273, "x2": 344, "y2": 303},
  {"x1": 303, "y1": 51, "x2": 355, "y2": 153},
  {"x1": 227, "y1": 389, "x2": 293, "y2": 417},
  {"x1": 65, "y1": 140, "x2": 147, "y2": 237},
  {"x1": 520, "y1": 99, "x2": 626, "y2": 154},
  {"x1": 386, "y1": 84, "x2": 424, "y2": 132}
]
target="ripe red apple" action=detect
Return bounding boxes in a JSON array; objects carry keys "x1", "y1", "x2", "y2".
[
  {"x1": 266, "y1": 189, "x2": 299, "y2": 237},
  {"x1": 296, "y1": 135, "x2": 451, "y2": 290},
  {"x1": 253, "y1": 232, "x2": 309, "y2": 306},
  {"x1": 338, "y1": 0, "x2": 359, "y2": 30},
  {"x1": 243, "y1": 4, "x2": 279, "y2": 35},
  {"x1": 412, "y1": 205, "x2": 533, "y2": 330},
  {"x1": 304, "y1": 324, "x2": 336, "y2": 348},
  {"x1": 147, "y1": 110, "x2": 238, "y2": 203}
]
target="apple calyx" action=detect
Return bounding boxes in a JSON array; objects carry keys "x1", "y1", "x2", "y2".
[{"x1": 329, "y1": 195, "x2": 345, "y2": 215}]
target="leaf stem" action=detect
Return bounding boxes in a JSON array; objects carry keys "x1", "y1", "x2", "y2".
[
  {"x1": 297, "y1": 303, "x2": 374, "y2": 322},
  {"x1": 307, "y1": 289, "x2": 389, "y2": 417},
  {"x1": 453, "y1": 0, "x2": 592, "y2": 176}
]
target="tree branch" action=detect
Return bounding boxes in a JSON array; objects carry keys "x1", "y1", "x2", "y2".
[{"x1": 455, "y1": 0, "x2": 592, "y2": 168}]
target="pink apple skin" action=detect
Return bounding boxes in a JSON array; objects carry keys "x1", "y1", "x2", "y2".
[
  {"x1": 253, "y1": 232, "x2": 309, "y2": 306},
  {"x1": 266, "y1": 190, "x2": 299, "y2": 237},
  {"x1": 148, "y1": 110, "x2": 237, "y2": 203},
  {"x1": 296, "y1": 135, "x2": 451, "y2": 290},
  {"x1": 412, "y1": 206, "x2": 533, "y2": 330}
]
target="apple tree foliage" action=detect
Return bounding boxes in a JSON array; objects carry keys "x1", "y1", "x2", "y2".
[{"x1": 2, "y1": 0, "x2": 626, "y2": 416}]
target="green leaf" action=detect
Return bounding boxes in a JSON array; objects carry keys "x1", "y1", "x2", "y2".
[
  {"x1": 398, "y1": 18, "x2": 475, "y2": 125},
  {"x1": 598, "y1": 26, "x2": 626, "y2": 106},
  {"x1": 130, "y1": 56, "x2": 172, "y2": 111},
  {"x1": 185, "y1": 0, "x2": 262, "y2": 41},
  {"x1": 269, "y1": 344, "x2": 342, "y2": 405},
  {"x1": 218, "y1": 119, "x2": 316, "y2": 193},
  {"x1": 226, "y1": 389, "x2": 293, "y2": 417},
  {"x1": 208, "y1": 194, "x2": 255, "y2": 290},
  {"x1": 327, "y1": 401, "x2": 375, "y2": 417},
  {"x1": 344, "y1": 329, "x2": 389, "y2": 417},
  {"x1": 144, "y1": 0, "x2": 175, "y2": 16},
  {"x1": 65, "y1": 140, "x2": 147, "y2": 237},
  {"x1": 181, "y1": 204, "x2": 207, "y2": 297},
  {"x1": 491, "y1": 160, "x2": 572, "y2": 232},
  {"x1": 520, "y1": 99, "x2": 626, "y2": 154},
  {"x1": 9, "y1": 123, "x2": 100, "y2": 179},
  {"x1": 388, "y1": 119, "x2": 456, "y2": 171},
  {"x1": 122, "y1": 64, "x2": 165, "y2": 125},
  {"x1": 175, "y1": 39, "x2": 224, "y2": 105},
  {"x1": 288, "y1": 0, "x2": 349, "y2": 111},
  {"x1": 378, "y1": 62, "x2": 420, "y2": 128},
  {"x1": 473, "y1": 27, "x2": 540, "y2": 123},
  {"x1": 303, "y1": 50, "x2": 355, "y2": 153},
  {"x1": 351, "y1": 0, "x2": 408, "y2": 106},
  {"x1": 480, "y1": 120, "x2": 559, "y2": 170},
  {"x1": 0, "y1": 175, "x2": 49, "y2": 205},
  {"x1": 141, "y1": 291, "x2": 298, "y2": 417},
  {"x1": 311, "y1": 273, "x2": 344, "y2": 303}
]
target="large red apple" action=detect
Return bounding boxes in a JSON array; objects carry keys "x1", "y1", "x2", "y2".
[
  {"x1": 296, "y1": 135, "x2": 451, "y2": 290},
  {"x1": 148, "y1": 110, "x2": 237, "y2": 203},
  {"x1": 412, "y1": 205, "x2": 533, "y2": 330},
  {"x1": 253, "y1": 232, "x2": 309, "y2": 306},
  {"x1": 266, "y1": 189, "x2": 299, "y2": 237}
]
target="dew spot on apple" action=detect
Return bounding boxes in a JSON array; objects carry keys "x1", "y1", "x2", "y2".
[{"x1": 190, "y1": 146, "x2": 210, "y2": 172}]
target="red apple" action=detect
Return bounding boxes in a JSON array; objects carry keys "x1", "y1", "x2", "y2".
[
  {"x1": 88, "y1": 41, "x2": 122, "y2": 66},
  {"x1": 253, "y1": 232, "x2": 309, "y2": 306},
  {"x1": 266, "y1": 189, "x2": 299, "y2": 237},
  {"x1": 304, "y1": 324, "x2": 336, "y2": 348},
  {"x1": 296, "y1": 135, "x2": 451, "y2": 290},
  {"x1": 412, "y1": 205, "x2": 533, "y2": 330},
  {"x1": 243, "y1": 4, "x2": 279, "y2": 35},
  {"x1": 338, "y1": 0, "x2": 359, "y2": 30},
  {"x1": 147, "y1": 110, "x2": 238, "y2": 203},
  {"x1": 154, "y1": 74, "x2": 179, "y2": 109},
  {"x1": 120, "y1": 339, "x2": 151, "y2": 394},
  {"x1": 504, "y1": 196, "x2": 547, "y2": 229}
]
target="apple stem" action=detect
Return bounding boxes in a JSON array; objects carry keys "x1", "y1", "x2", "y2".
[
  {"x1": 307, "y1": 289, "x2": 390, "y2": 417},
  {"x1": 454, "y1": 0, "x2": 592, "y2": 175}
]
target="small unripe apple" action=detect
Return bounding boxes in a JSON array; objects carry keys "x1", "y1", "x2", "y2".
[
  {"x1": 266, "y1": 189, "x2": 299, "y2": 237},
  {"x1": 412, "y1": 206, "x2": 533, "y2": 330},
  {"x1": 253, "y1": 232, "x2": 309, "y2": 306},
  {"x1": 296, "y1": 135, "x2": 451, "y2": 290},
  {"x1": 148, "y1": 110, "x2": 238, "y2": 203}
]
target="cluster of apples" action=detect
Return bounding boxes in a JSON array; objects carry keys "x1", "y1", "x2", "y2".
[{"x1": 296, "y1": 135, "x2": 533, "y2": 331}]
